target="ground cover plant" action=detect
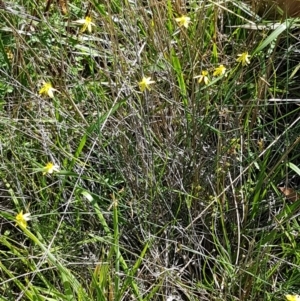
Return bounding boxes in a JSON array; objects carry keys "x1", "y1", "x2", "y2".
[{"x1": 1, "y1": 0, "x2": 300, "y2": 300}]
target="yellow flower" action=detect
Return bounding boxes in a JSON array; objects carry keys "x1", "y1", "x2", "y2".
[
  {"x1": 42, "y1": 162, "x2": 60, "y2": 175},
  {"x1": 138, "y1": 77, "x2": 155, "y2": 92},
  {"x1": 16, "y1": 211, "x2": 31, "y2": 229},
  {"x1": 213, "y1": 65, "x2": 226, "y2": 77},
  {"x1": 74, "y1": 16, "x2": 95, "y2": 33},
  {"x1": 236, "y1": 52, "x2": 251, "y2": 66},
  {"x1": 286, "y1": 295, "x2": 300, "y2": 301},
  {"x1": 175, "y1": 15, "x2": 191, "y2": 28},
  {"x1": 39, "y1": 82, "x2": 57, "y2": 98},
  {"x1": 5, "y1": 48, "x2": 13, "y2": 61},
  {"x1": 195, "y1": 70, "x2": 209, "y2": 85}
]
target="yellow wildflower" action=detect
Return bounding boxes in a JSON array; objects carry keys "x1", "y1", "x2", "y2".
[
  {"x1": 236, "y1": 52, "x2": 251, "y2": 66},
  {"x1": 195, "y1": 70, "x2": 209, "y2": 85},
  {"x1": 74, "y1": 16, "x2": 95, "y2": 33},
  {"x1": 16, "y1": 211, "x2": 31, "y2": 229},
  {"x1": 39, "y1": 82, "x2": 57, "y2": 98},
  {"x1": 286, "y1": 295, "x2": 300, "y2": 301},
  {"x1": 213, "y1": 65, "x2": 226, "y2": 77},
  {"x1": 5, "y1": 48, "x2": 13, "y2": 62},
  {"x1": 138, "y1": 77, "x2": 155, "y2": 92},
  {"x1": 175, "y1": 15, "x2": 191, "y2": 28},
  {"x1": 42, "y1": 162, "x2": 60, "y2": 175}
]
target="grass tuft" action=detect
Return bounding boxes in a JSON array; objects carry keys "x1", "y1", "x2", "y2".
[{"x1": 1, "y1": 0, "x2": 300, "y2": 300}]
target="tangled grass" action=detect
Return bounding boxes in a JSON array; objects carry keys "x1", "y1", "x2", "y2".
[{"x1": 1, "y1": 0, "x2": 300, "y2": 300}]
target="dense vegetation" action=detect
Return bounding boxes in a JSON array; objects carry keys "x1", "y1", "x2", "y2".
[{"x1": 1, "y1": 0, "x2": 300, "y2": 300}]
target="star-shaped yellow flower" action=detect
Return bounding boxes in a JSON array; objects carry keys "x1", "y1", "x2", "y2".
[
  {"x1": 5, "y1": 48, "x2": 13, "y2": 61},
  {"x1": 194, "y1": 70, "x2": 209, "y2": 85},
  {"x1": 138, "y1": 77, "x2": 155, "y2": 92},
  {"x1": 213, "y1": 65, "x2": 226, "y2": 77},
  {"x1": 236, "y1": 52, "x2": 251, "y2": 66},
  {"x1": 16, "y1": 211, "x2": 31, "y2": 229},
  {"x1": 74, "y1": 16, "x2": 95, "y2": 33},
  {"x1": 39, "y1": 82, "x2": 57, "y2": 98},
  {"x1": 42, "y1": 162, "x2": 60, "y2": 175},
  {"x1": 175, "y1": 15, "x2": 191, "y2": 28},
  {"x1": 286, "y1": 295, "x2": 300, "y2": 301}
]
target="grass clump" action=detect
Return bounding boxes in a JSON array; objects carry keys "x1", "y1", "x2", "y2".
[{"x1": 1, "y1": 0, "x2": 300, "y2": 300}]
